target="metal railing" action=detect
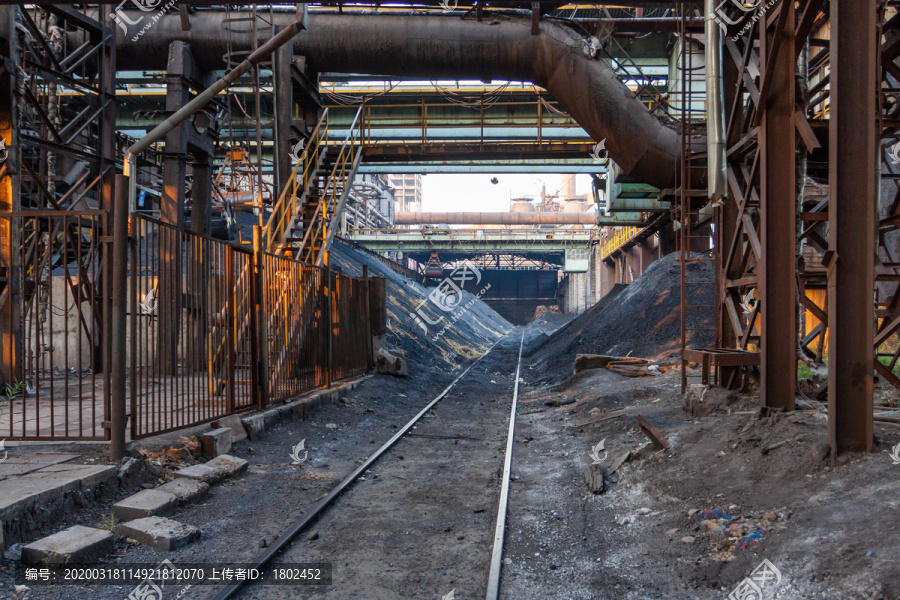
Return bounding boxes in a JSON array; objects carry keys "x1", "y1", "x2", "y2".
[
  {"x1": 0, "y1": 211, "x2": 109, "y2": 441},
  {"x1": 130, "y1": 215, "x2": 259, "y2": 438},
  {"x1": 260, "y1": 251, "x2": 329, "y2": 401},
  {"x1": 298, "y1": 106, "x2": 364, "y2": 266},
  {"x1": 263, "y1": 108, "x2": 328, "y2": 252},
  {"x1": 128, "y1": 214, "x2": 374, "y2": 439},
  {"x1": 600, "y1": 226, "x2": 642, "y2": 260}
]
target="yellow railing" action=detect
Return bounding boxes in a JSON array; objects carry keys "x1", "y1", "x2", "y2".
[
  {"x1": 298, "y1": 106, "x2": 364, "y2": 267},
  {"x1": 262, "y1": 108, "x2": 329, "y2": 252},
  {"x1": 600, "y1": 226, "x2": 641, "y2": 260}
]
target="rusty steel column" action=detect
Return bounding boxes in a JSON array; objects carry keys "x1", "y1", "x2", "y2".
[
  {"x1": 110, "y1": 174, "x2": 129, "y2": 460},
  {"x1": 828, "y1": 0, "x2": 877, "y2": 454},
  {"x1": 274, "y1": 42, "x2": 294, "y2": 197},
  {"x1": 759, "y1": 1, "x2": 796, "y2": 411},
  {"x1": 0, "y1": 7, "x2": 20, "y2": 385}
]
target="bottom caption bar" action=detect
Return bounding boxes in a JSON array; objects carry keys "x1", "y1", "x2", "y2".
[{"x1": 16, "y1": 562, "x2": 333, "y2": 586}]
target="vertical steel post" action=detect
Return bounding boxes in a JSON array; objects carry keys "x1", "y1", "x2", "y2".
[
  {"x1": 1, "y1": 6, "x2": 21, "y2": 386},
  {"x1": 363, "y1": 265, "x2": 373, "y2": 371},
  {"x1": 252, "y1": 226, "x2": 269, "y2": 408},
  {"x1": 326, "y1": 267, "x2": 334, "y2": 387},
  {"x1": 759, "y1": 2, "x2": 797, "y2": 411},
  {"x1": 225, "y1": 245, "x2": 236, "y2": 414},
  {"x1": 110, "y1": 175, "x2": 129, "y2": 460},
  {"x1": 828, "y1": 0, "x2": 876, "y2": 454}
]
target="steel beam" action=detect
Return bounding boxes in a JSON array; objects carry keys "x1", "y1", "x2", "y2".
[
  {"x1": 759, "y1": 1, "x2": 796, "y2": 411},
  {"x1": 394, "y1": 212, "x2": 596, "y2": 225},
  {"x1": 828, "y1": 0, "x2": 876, "y2": 454}
]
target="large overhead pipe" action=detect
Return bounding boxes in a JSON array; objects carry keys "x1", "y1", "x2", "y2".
[
  {"x1": 704, "y1": 0, "x2": 727, "y2": 200},
  {"x1": 99, "y1": 12, "x2": 682, "y2": 190},
  {"x1": 395, "y1": 211, "x2": 597, "y2": 225}
]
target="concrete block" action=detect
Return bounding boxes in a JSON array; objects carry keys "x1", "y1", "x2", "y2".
[
  {"x1": 205, "y1": 454, "x2": 248, "y2": 478},
  {"x1": 156, "y1": 479, "x2": 209, "y2": 506},
  {"x1": 240, "y1": 414, "x2": 265, "y2": 442},
  {"x1": 116, "y1": 517, "x2": 200, "y2": 551},
  {"x1": 200, "y1": 428, "x2": 232, "y2": 459},
  {"x1": 174, "y1": 454, "x2": 248, "y2": 484},
  {"x1": 112, "y1": 489, "x2": 177, "y2": 521},
  {"x1": 212, "y1": 414, "x2": 247, "y2": 442},
  {"x1": 377, "y1": 348, "x2": 408, "y2": 377},
  {"x1": 22, "y1": 526, "x2": 114, "y2": 565}
]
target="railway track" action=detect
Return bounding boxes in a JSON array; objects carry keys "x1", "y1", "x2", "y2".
[{"x1": 210, "y1": 331, "x2": 526, "y2": 600}]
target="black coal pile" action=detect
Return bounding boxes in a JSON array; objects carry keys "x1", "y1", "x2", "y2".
[
  {"x1": 525, "y1": 252, "x2": 714, "y2": 384},
  {"x1": 329, "y1": 241, "x2": 511, "y2": 372}
]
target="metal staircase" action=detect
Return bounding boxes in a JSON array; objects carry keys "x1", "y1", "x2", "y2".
[{"x1": 263, "y1": 106, "x2": 364, "y2": 267}]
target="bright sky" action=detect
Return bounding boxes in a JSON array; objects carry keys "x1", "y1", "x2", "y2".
[{"x1": 421, "y1": 174, "x2": 594, "y2": 212}]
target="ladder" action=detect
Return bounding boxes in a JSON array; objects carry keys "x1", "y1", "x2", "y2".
[{"x1": 677, "y1": 6, "x2": 719, "y2": 394}]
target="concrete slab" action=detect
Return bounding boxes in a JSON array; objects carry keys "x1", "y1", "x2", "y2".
[
  {"x1": 116, "y1": 517, "x2": 200, "y2": 550},
  {"x1": 21, "y1": 525, "x2": 114, "y2": 565},
  {"x1": 112, "y1": 489, "x2": 177, "y2": 521},
  {"x1": 0, "y1": 465, "x2": 118, "y2": 519},
  {"x1": 201, "y1": 428, "x2": 232, "y2": 459},
  {"x1": 204, "y1": 454, "x2": 248, "y2": 477},
  {"x1": 173, "y1": 454, "x2": 248, "y2": 484},
  {"x1": 156, "y1": 479, "x2": 209, "y2": 506},
  {"x1": 172, "y1": 463, "x2": 219, "y2": 483},
  {"x1": 212, "y1": 414, "x2": 247, "y2": 442},
  {"x1": 0, "y1": 453, "x2": 79, "y2": 480}
]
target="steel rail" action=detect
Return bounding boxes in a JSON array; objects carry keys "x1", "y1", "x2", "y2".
[
  {"x1": 208, "y1": 335, "x2": 506, "y2": 600},
  {"x1": 485, "y1": 330, "x2": 526, "y2": 600}
]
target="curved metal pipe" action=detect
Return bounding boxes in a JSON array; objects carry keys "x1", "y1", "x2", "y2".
[
  {"x1": 99, "y1": 12, "x2": 681, "y2": 189},
  {"x1": 395, "y1": 211, "x2": 596, "y2": 225}
]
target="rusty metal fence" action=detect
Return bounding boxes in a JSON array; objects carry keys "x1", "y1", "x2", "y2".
[
  {"x1": 261, "y1": 252, "x2": 329, "y2": 402},
  {"x1": 129, "y1": 215, "x2": 259, "y2": 439},
  {"x1": 127, "y1": 215, "x2": 373, "y2": 439},
  {"x1": 0, "y1": 212, "x2": 373, "y2": 442},
  {"x1": 0, "y1": 211, "x2": 109, "y2": 440},
  {"x1": 330, "y1": 271, "x2": 372, "y2": 381}
]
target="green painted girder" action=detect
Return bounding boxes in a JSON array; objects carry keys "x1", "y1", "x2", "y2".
[{"x1": 348, "y1": 229, "x2": 597, "y2": 252}]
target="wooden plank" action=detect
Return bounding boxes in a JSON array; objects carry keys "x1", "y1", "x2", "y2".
[
  {"x1": 634, "y1": 415, "x2": 670, "y2": 450},
  {"x1": 572, "y1": 410, "x2": 627, "y2": 428}
]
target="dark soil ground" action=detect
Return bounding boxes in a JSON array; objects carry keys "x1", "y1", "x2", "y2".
[
  {"x1": 526, "y1": 253, "x2": 715, "y2": 385},
  {"x1": 6, "y1": 249, "x2": 899, "y2": 600}
]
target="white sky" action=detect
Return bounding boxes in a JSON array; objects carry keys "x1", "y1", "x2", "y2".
[{"x1": 421, "y1": 174, "x2": 594, "y2": 211}]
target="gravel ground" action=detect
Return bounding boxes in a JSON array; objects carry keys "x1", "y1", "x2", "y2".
[{"x1": 5, "y1": 320, "x2": 900, "y2": 600}]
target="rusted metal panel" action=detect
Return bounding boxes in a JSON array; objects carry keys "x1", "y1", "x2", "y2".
[{"x1": 368, "y1": 277, "x2": 387, "y2": 336}]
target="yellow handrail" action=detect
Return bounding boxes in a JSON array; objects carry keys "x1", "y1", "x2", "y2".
[
  {"x1": 600, "y1": 226, "x2": 641, "y2": 260},
  {"x1": 262, "y1": 108, "x2": 330, "y2": 252}
]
